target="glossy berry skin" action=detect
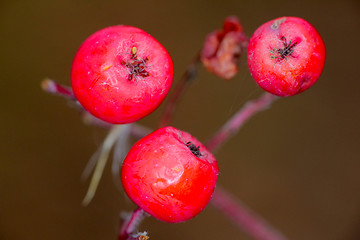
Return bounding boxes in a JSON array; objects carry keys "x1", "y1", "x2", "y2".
[
  {"x1": 121, "y1": 126, "x2": 219, "y2": 223},
  {"x1": 247, "y1": 17, "x2": 326, "y2": 96},
  {"x1": 71, "y1": 26, "x2": 173, "y2": 124}
]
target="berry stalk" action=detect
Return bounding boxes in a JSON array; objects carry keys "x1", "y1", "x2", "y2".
[
  {"x1": 118, "y1": 208, "x2": 149, "y2": 240},
  {"x1": 159, "y1": 52, "x2": 201, "y2": 127},
  {"x1": 212, "y1": 186, "x2": 287, "y2": 240},
  {"x1": 206, "y1": 92, "x2": 278, "y2": 152},
  {"x1": 41, "y1": 78, "x2": 75, "y2": 99}
]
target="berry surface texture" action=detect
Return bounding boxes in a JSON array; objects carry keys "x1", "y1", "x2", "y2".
[
  {"x1": 121, "y1": 126, "x2": 219, "y2": 223},
  {"x1": 247, "y1": 17, "x2": 326, "y2": 96},
  {"x1": 71, "y1": 25, "x2": 174, "y2": 123}
]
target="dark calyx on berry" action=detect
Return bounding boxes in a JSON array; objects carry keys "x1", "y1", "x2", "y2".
[
  {"x1": 186, "y1": 141, "x2": 202, "y2": 157},
  {"x1": 121, "y1": 47, "x2": 150, "y2": 81},
  {"x1": 270, "y1": 36, "x2": 297, "y2": 63}
]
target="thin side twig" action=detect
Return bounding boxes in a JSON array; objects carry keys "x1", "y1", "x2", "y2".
[
  {"x1": 118, "y1": 208, "x2": 149, "y2": 240},
  {"x1": 212, "y1": 186, "x2": 287, "y2": 240},
  {"x1": 159, "y1": 52, "x2": 201, "y2": 127},
  {"x1": 41, "y1": 78, "x2": 75, "y2": 99},
  {"x1": 206, "y1": 92, "x2": 278, "y2": 152}
]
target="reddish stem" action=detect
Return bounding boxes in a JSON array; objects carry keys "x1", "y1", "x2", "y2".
[
  {"x1": 159, "y1": 53, "x2": 201, "y2": 127},
  {"x1": 206, "y1": 92, "x2": 278, "y2": 152},
  {"x1": 205, "y1": 92, "x2": 285, "y2": 239},
  {"x1": 41, "y1": 78, "x2": 75, "y2": 99},
  {"x1": 212, "y1": 186, "x2": 287, "y2": 240},
  {"x1": 118, "y1": 208, "x2": 148, "y2": 240}
]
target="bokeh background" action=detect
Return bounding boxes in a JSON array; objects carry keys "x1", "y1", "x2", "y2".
[{"x1": 1, "y1": 0, "x2": 359, "y2": 239}]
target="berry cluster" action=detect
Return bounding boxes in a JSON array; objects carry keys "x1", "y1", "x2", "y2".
[{"x1": 44, "y1": 15, "x2": 325, "y2": 240}]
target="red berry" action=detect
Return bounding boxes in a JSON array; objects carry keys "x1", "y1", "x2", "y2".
[
  {"x1": 71, "y1": 26, "x2": 174, "y2": 124},
  {"x1": 247, "y1": 17, "x2": 326, "y2": 96},
  {"x1": 121, "y1": 126, "x2": 219, "y2": 223}
]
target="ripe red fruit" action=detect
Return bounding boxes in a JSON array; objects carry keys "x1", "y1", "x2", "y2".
[
  {"x1": 247, "y1": 17, "x2": 326, "y2": 96},
  {"x1": 71, "y1": 26, "x2": 174, "y2": 124},
  {"x1": 121, "y1": 126, "x2": 219, "y2": 223}
]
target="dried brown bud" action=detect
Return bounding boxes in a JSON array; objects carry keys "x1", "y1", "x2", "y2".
[{"x1": 201, "y1": 16, "x2": 248, "y2": 79}]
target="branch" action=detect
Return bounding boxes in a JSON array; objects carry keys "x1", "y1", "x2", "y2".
[
  {"x1": 206, "y1": 92, "x2": 278, "y2": 152},
  {"x1": 159, "y1": 53, "x2": 201, "y2": 127},
  {"x1": 118, "y1": 208, "x2": 149, "y2": 240},
  {"x1": 212, "y1": 186, "x2": 287, "y2": 240},
  {"x1": 41, "y1": 78, "x2": 75, "y2": 99}
]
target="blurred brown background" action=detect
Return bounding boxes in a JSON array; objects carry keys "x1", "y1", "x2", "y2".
[{"x1": 1, "y1": 0, "x2": 359, "y2": 239}]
